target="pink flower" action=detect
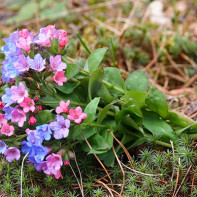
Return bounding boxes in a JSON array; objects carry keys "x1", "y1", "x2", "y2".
[
  {"x1": 28, "y1": 116, "x2": 37, "y2": 125},
  {"x1": 19, "y1": 29, "x2": 29, "y2": 39},
  {"x1": 16, "y1": 36, "x2": 33, "y2": 52},
  {"x1": 64, "y1": 160, "x2": 70, "y2": 166},
  {"x1": 4, "y1": 147, "x2": 20, "y2": 162},
  {"x1": 0, "y1": 101, "x2": 5, "y2": 109},
  {"x1": 68, "y1": 107, "x2": 87, "y2": 124},
  {"x1": 34, "y1": 33, "x2": 51, "y2": 47},
  {"x1": 1, "y1": 124, "x2": 14, "y2": 136},
  {"x1": 44, "y1": 25, "x2": 57, "y2": 39},
  {"x1": 37, "y1": 106, "x2": 42, "y2": 111},
  {"x1": 0, "y1": 81, "x2": 3, "y2": 85},
  {"x1": 11, "y1": 109, "x2": 26, "y2": 127},
  {"x1": 59, "y1": 36, "x2": 69, "y2": 48},
  {"x1": 56, "y1": 100, "x2": 70, "y2": 114},
  {"x1": 11, "y1": 82, "x2": 28, "y2": 103},
  {"x1": 34, "y1": 96, "x2": 40, "y2": 101},
  {"x1": 0, "y1": 114, "x2": 7, "y2": 127},
  {"x1": 49, "y1": 55, "x2": 67, "y2": 71},
  {"x1": 58, "y1": 30, "x2": 67, "y2": 37},
  {"x1": 46, "y1": 153, "x2": 63, "y2": 170},
  {"x1": 36, "y1": 161, "x2": 63, "y2": 179},
  {"x1": 20, "y1": 97, "x2": 35, "y2": 113},
  {"x1": 53, "y1": 71, "x2": 67, "y2": 86}
]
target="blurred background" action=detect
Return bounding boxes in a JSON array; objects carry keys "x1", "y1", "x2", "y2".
[{"x1": 0, "y1": 0, "x2": 197, "y2": 119}]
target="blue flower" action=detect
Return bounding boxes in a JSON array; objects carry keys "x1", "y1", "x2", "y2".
[
  {"x1": 36, "y1": 124, "x2": 52, "y2": 141},
  {"x1": 2, "y1": 88, "x2": 15, "y2": 107},
  {"x1": 21, "y1": 141, "x2": 49, "y2": 164},
  {"x1": 26, "y1": 131, "x2": 43, "y2": 146},
  {"x1": 3, "y1": 106, "x2": 15, "y2": 120},
  {"x1": 0, "y1": 140, "x2": 7, "y2": 154}
]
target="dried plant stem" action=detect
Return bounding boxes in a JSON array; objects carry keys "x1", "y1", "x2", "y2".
[
  {"x1": 173, "y1": 165, "x2": 192, "y2": 197},
  {"x1": 72, "y1": 149, "x2": 84, "y2": 197},
  {"x1": 112, "y1": 146, "x2": 125, "y2": 196},
  {"x1": 69, "y1": 164, "x2": 84, "y2": 197},
  {"x1": 170, "y1": 140, "x2": 175, "y2": 181},
  {"x1": 21, "y1": 152, "x2": 29, "y2": 197},
  {"x1": 121, "y1": 161, "x2": 162, "y2": 177},
  {"x1": 82, "y1": 132, "x2": 113, "y2": 187},
  {"x1": 108, "y1": 130, "x2": 136, "y2": 173}
]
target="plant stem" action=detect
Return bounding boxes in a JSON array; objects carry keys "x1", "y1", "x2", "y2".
[{"x1": 188, "y1": 133, "x2": 197, "y2": 139}]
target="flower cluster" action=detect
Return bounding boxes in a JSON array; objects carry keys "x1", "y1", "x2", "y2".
[{"x1": 0, "y1": 26, "x2": 87, "y2": 179}]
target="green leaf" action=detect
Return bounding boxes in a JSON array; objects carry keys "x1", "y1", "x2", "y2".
[
  {"x1": 38, "y1": 110, "x2": 53, "y2": 124},
  {"x1": 40, "y1": 95, "x2": 59, "y2": 108},
  {"x1": 143, "y1": 111, "x2": 177, "y2": 143},
  {"x1": 82, "y1": 132, "x2": 111, "y2": 153},
  {"x1": 76, "y1": 32, "x2": 91, "y2": 54},
  {"x1": 70, "y1": 126, "x2": 97, "y2": 140},
  {"x1": 65, "y1": 63, "x2": 80, "y2": 80},
  {"x1": 96, "y1": 84, "x2": 114, "y2": 104},
  {"x1": 88, "y1": 66, "x2": 104, "y2": 100},
  {"x1": 97, "y1": 102, "x2": 115, "y2": 124},
  {"x1": 121, "y1": 91, "x2": 147, "y2": 108},
  {"x1": 125, "y1": 70, "x2": 148, "y2": 92},
  {"x1": 104, "y1": 67, "x2": 126, "y2": 91},
  {"x1": 98, "y1": 149, "x2": 115, "y2": 167},
  {"x1": 169, "y1": 111, "x2": 195, "y2": 127},
  {"x1": 84, "y1": 97, "x2": 100, "y2": 123},
  {"x1": 55, "y1": 81, "x2": 78, "y2": 94},
  {"x1": 84, "y1": 48, "x2": 108, "y2": 73},
  {"x1": 145, "y1": 88, "x2": 168, "y2": 119}
]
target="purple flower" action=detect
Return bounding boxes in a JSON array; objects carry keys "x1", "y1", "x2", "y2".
[
  {"x1": 36, "y1": 124, "x2": 52, "y2": 141},
  {"x1": 49, "y1": 55, "x2": 67, "y2": 71},
  {"x1": 35, "y1": 153, "x2": 63, "y2": 179},
  {"x1": 11, "y1": 82, "x2": 28, "y2": 103},
  {"x1": 0, "y1": 140, "x2": 7, "y2": 154},
  {"x1": 3, "y1": 106, "x2": 15, "y2": 120},
  {"x1": 45, "y1": 153, "x2": 63, "y2": 170},
  {"x1": 27, "y1": 54, "x2": 46, "y2": 72},
  {"x1": 50, "y1": 115, "x2": 70, "y2": 139},
  {"x1": 14, "y1": 54, "x2": 29, "y2": 72},
  {"x1": 4, "y1": 147, "x2": 20, "y2": 162},
  {"x1": 2, "y1": 88, "x2": 15, "y2": 107}
]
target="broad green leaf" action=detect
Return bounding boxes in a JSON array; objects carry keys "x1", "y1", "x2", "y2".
[
  {"x1": 143, "y1": 111, "x2": 177, "y2": 143},
  {"x1": 169, "y1": 111, "x2": 195, "y2": 127},
  {"x1": 88, "y1": 66, "x2": 104, "y2": 100},
  {"x1": 97, "y1": 84, "x2": 114, "y2": 104},
  {"x1": 84, "y1": 48, "x2": 108, "y2": 73},
  {"x1": 71, "y1": 126, "x2": 97, "y2": 140},
  {"x1": 125, "y1": 70, "x2": 148, "y2": 92},
  {"x1": 84, "y1": 97, "x2": 100, "y2": 123},
  {"x1": 97, "y1": 102, "x2": 115, "y2": 124},
  {"x1": 55, "y1": 81, "x2": 78, "y2": 94},
  {"x1": 82, "y1": 133, "x2": 111, "y2": 153},
  {"x1": 40, "y1": 95, "x2": 59, "y2": 108},
  {"x1": 65, "y1": 63, "x2": 80, "y2": 80},
  {"x1": 145, "y1": 88, "x2": 168, "y2": 119},
  {"x1": 104, "y1": 67, "x2": 126, "y2": 93},
  {"x1": 38, "y1": 110, "x2": 53, "y2": 124},
  {"x1": 98, "y1": 149, "x2": 115, "y2": 167},
  {"x1": 121, "y1": 90, "x2": 147, "y2": 108}
]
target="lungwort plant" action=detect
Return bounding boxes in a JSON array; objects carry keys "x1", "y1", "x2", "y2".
[{"x1": 0, "y1": 25, "x2": 196, "y2": 179}]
